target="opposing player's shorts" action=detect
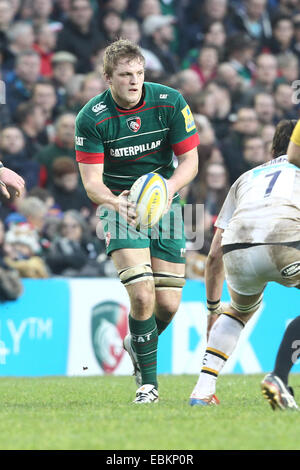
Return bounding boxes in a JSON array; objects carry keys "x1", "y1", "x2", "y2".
[
  {"x1": 98, "y1": 197, "x2": 186, "y2": 264},
  {"x1": 222, "y1": 242, "x2": 300, "y2": 295}
]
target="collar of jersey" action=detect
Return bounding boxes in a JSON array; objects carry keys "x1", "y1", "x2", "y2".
[{"x1": 114, "y1": 100, "x2": 146, "y2": 114}]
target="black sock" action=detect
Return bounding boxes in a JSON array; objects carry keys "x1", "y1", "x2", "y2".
[{"x1": 273, "y1": 316, "x2": 300, "y2": 385}]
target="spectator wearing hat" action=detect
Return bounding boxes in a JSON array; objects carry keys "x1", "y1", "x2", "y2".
[
  {"x1": 48, "y1": 156, "x2": 93, "y2": 215},
  {"x1": 51, "y1": 50, "x2": 77, "y2": 107},
  {"x1": 142, "y1": 14, "x2": 179, "y2": 75},
  {"x1": 56, "y1": 0, "x2": 104, "y2": 73}
]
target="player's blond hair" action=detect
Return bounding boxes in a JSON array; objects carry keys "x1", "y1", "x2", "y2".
[{"x1": 102, "y1": 39, "x2": 145, "y2": 78}]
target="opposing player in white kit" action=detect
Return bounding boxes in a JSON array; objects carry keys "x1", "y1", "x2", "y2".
[{"x1": 189, "y1": 119, "x2": 300, "y2": 409}]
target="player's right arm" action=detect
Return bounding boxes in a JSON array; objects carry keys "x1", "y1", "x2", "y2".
[
  {"x1": 75, "y1": 112, "x2": 136, "y2": 225},
  {"x1": 287, "y1": 120, "x2": 300, "y2": 168}
]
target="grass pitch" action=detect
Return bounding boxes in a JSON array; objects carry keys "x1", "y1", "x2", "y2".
[{"x1": 0, "y1": 374, "x2": 299, "y2": 450}]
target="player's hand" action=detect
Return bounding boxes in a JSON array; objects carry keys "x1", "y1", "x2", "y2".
[
  {"x1": 117, "y1": 190, "x2": 137, "y2": 226},
  {"x1": 0, "y1": 167, "x2": 25, "y2": 199}
]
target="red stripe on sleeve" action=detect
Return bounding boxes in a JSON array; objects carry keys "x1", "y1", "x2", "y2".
[
  {"x1": 172, "y1": 133, "x2": 200, "y2": 156},
  {"x1": 76, "y1": 150, "x2": 104, "y2": 164}
]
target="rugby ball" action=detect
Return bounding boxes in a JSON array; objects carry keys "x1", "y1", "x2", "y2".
[{"x1": 128, "y1": 173, "x2": 168, "y2": 229}]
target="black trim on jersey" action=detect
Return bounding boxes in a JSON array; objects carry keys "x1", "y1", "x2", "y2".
[{"x1": 222, "y1": 241, "x2": 300, "y2": 254}]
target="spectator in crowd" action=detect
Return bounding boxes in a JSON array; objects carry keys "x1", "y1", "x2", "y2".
[
  {"x1": 3, "y1": 21, "x2": 35, "y2": 74},
  {"x1": 0, "y1": 125, "x2": 42, "y2": 190},
  {"x1": 231, "y1": 0, "x2": 273, "y2": 43},
  {"x1": 226, "y1": 32, "x2": 257, "y2": 86},
  {"x1": 0, "y1": 0, "x2": 16, "y2": 62},
  {"x1": 186, "y1": 0, "x2": 233, "y2": 51},
  {"x1": 142, "y1": 14, "x2": 179, "y2": 75},
  {"x1": 204, "y1": 80, "x2": 233, "y2": 140},
  {"x1": 48, "y1": 156, "x2": 93, "y2": 215},
  {"x1": 220, "y1": 106, "x2": 260, "y2": 184},
  {"x1": 189, "y1": 45, "x2": 219, "y2": 87},
  {"x1": 119, "y1": 17, "x2": 164, "y2": 77},
  {"x1": 56, "y1": 0, "x2": 104, "y2": 73},
  {"x1": 253, "y1": 91, "x2": 276, "y2": 125},
  {"x1": 50, "y1": 50, "x2": 77, "y2": 107},
  {"x1": 137, "y1": 0, "x2": 161, "y2": 23},
  {"x1": 33, "y1": 112, "x2": 76, "y2": 185},
  {"x1": 45, "y1": 209, "x2": 115, "y2": 277},
  {"x1": 241, "y1": 134, "x2": 269, "y2": 169},
  {"x1": 31, "y1": 0, "x2": 55, "y2": 30},
  {"x1": 31, "y1": 79, "x2": 58, "y2": 124},
  {"x1": 266, "y1": 14, "x2": 294, "y2": 55},
  {"x1": 0, "y1": 218, "x2": 23, "y2": 301},
  {"x1": 2, "y1": 0, "x2": 300, "y2": 282},
  {"x1": 15, "y1": 101, "x2": 49, "y2": 156},
  {"x1": 172, "y1": 69, "x2": 203, "y2": 100},
  {"x1": 4, "y1": 220, "x2": 49, "y2": 278},
  {"x1": 242, "y1": 52, "x2": 279, "y2": 104},
  {"x1": 186, "y1": 160, "x2": 229, "y2": 255},
  {"x1": 5, "y1": 50, "x2": 41, "y2": 115},
  {"x1": 33, "y1": 23, "x2": 58, "y2": 77},
  {"x1": 100, "y1": 8, "x2": 123, "y2": 43},
  {"x1": 277, "y1": 52, "x2": 299, "y2": 84},
  {"x1": 69, "y1": 72, "x2": 107, "y2": 112}
]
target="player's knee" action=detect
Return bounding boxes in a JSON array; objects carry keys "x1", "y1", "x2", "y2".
[
  {"x1": 156, "y1": 296, "x2": 180, "y2": 320},
  {"x1": 131, "y1": 285, "x2": 155, "y2": 315},
  {"x1": 229, "y1": 294, "x2": 263, "y2": 322}
]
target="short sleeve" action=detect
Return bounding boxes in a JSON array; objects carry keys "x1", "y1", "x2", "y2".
[
  {"x1": 75, "y1": 112, "x2": 105, "y2": 164},
  {"x1": 168, "y1": 93, "x2": 200, "y2": 156}
]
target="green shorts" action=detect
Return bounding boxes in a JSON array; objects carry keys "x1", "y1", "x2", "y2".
[{"x1": 99, "y1": 198, "x2": 186, "y2": 264}]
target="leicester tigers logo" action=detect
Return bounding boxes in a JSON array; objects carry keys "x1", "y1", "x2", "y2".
[{"x1": 127, "y1": 116, "x2": 141, "y2": 133}]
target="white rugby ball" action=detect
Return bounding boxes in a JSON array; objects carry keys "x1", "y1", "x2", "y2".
[{"x1": 128, "y1": 173, "x2": 168, "y2": 229}]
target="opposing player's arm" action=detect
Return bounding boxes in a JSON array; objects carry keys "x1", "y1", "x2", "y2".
[
  {"x1": 287, "y1": 120, "x2": 300, "y2": 167},
  {"x1": 205, "y1": 227, "x2": 225, "y2": 305}
]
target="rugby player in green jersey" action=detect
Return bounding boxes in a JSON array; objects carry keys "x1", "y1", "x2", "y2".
[{"x1": 75, "y1": 39, "x2": 199, "y2": 403}]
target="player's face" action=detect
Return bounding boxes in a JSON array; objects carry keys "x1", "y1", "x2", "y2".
[{"x1": 108, "y1": 58, "x2": 144, "y2": 109}]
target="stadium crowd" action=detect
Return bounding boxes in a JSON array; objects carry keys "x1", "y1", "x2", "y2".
[{"x1": 0, "y1": 0, "x2": 300, "y2": 288}]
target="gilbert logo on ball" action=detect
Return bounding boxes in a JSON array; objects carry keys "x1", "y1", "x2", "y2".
[
  {"x1": 128, "y1": 172, "x2": 168, "y2": 229},
  {"x1": 91, "y1": 300, "x2": 128, "y2": 373}
]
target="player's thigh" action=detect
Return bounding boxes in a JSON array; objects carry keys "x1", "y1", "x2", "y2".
[
  {"x1": 111, "y1": 248, "x2": 155, "y2": 316},
  {"x1": 151, "y1": 257, "x2": 185, "y2": 319}
]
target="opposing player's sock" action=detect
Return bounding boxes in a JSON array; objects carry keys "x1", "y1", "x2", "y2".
[
  {"x1": 129, "y1": 314, "x2": 158, "y2": 388},
  {"x1": 273, "y1": 315, "x2": 300, "y2": 385},
  {"x1": 191, "y1": 313, "x2": 244, "y2": 399}
]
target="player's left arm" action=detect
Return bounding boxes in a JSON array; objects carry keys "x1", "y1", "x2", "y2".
[{"x1": 166, "y1": 147, "x2": 198, "y2": 206}]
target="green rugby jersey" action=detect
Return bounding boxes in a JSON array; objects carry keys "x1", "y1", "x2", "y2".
[{"x1": 75, "y1": 82, "x2": 200, "y2": 194}]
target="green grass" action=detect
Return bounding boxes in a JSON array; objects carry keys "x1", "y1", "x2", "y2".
[{"x1": 0, "y1": 374, "x2": 299, "y2": 450}]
